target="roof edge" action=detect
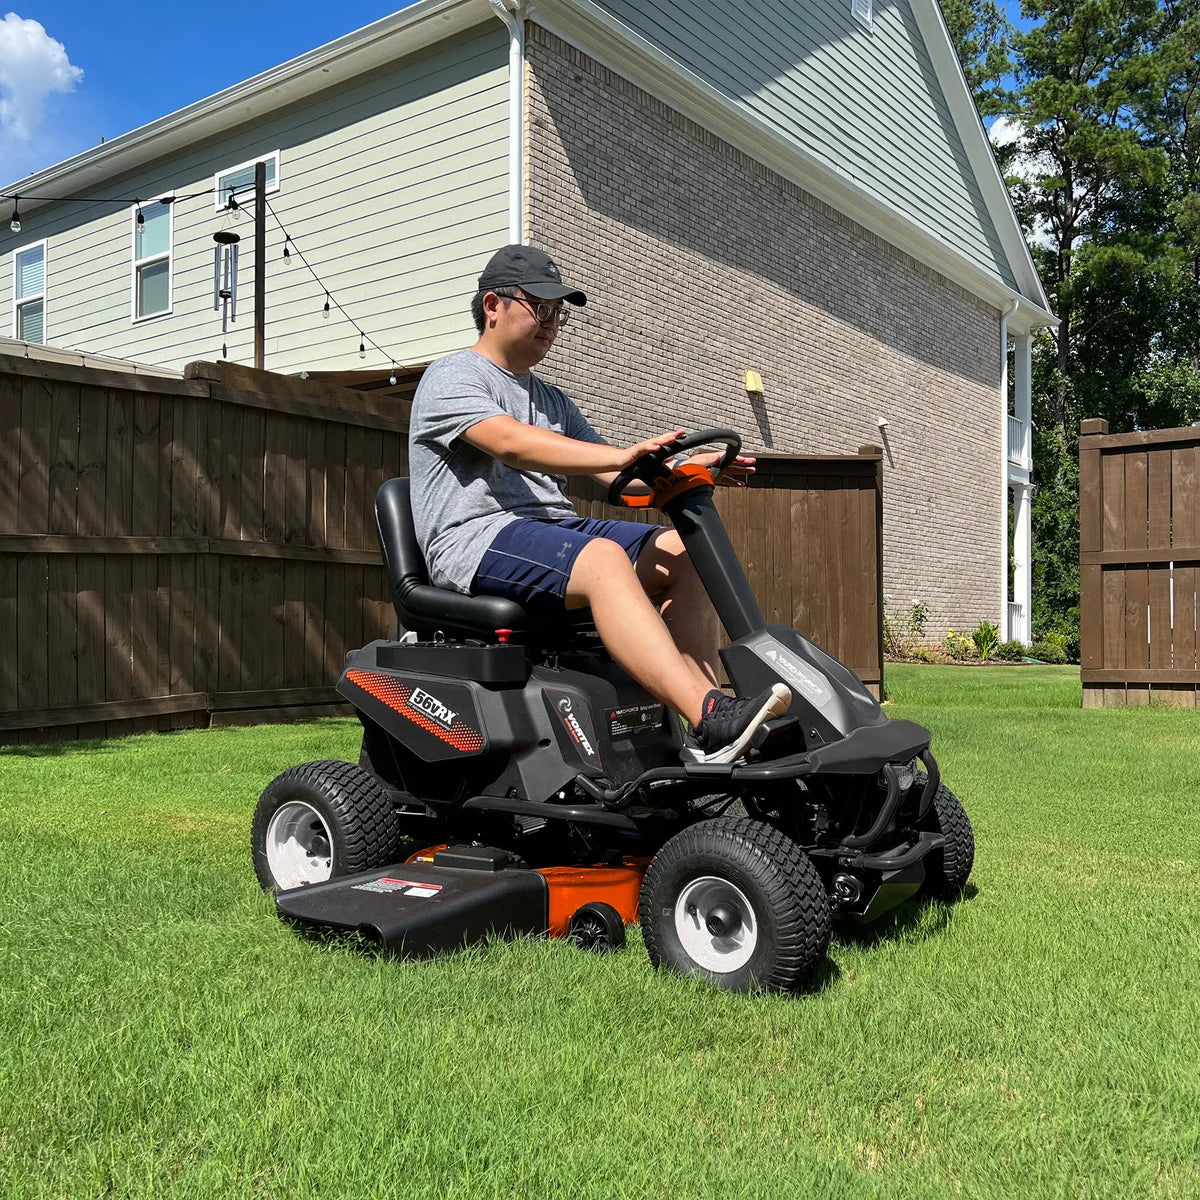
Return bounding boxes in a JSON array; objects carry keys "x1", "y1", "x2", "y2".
[
  {"x1": 906, "y1": 0, "x2": 1052, "y2": 314},
  {"x1": 2, "y1": 0, "x2": 494, "y2": 210}
]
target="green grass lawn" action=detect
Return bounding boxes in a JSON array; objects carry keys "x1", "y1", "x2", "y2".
[{"x1": 3, "y1": 665, "x2": 1199, "y2": 1198}]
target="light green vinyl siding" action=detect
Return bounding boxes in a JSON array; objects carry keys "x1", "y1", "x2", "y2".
[
  {"x1": 1, "y1": 27, "x2": 509, "y2": 372},
  {"x1": 592, "y1": 0, "x2": 1016, "y2": 288}
]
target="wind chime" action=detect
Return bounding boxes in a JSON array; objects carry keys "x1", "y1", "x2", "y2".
[{"x1": 213, "y1": 229, "x2": 241, "y2": 359}]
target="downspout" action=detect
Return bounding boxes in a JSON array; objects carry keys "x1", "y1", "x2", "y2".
[
  {"x1": 488, "y1": 0, "x2": 524, "y2": 243},
  {"x1": 999, "y1": 297, "x2": 1019, "y2": 640}
]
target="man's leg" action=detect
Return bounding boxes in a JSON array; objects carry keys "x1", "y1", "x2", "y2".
[
  {"x1": 634, "y1": 528, "x2": 721, "y2": 692},
  {"x1": 565, "y1": 538, "x2": 711, "y2": 725}
]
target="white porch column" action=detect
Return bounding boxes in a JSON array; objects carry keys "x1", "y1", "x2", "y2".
[
  {"x1": 1014, "y1": 332, "x2": 1033, "y2": 643},
  {"x1": 1013, "y1": 482, "x2": 1033, "y2": 643}
]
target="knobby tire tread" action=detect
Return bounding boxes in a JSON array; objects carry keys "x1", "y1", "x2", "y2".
[
  {"x1": 920, "y1": 783, "x2": 974, "y2": 899},
  {"x1": 253, "y1": 760, "x2": 402, "y2": 889},
  {"x1": 640, "y1": 816, "x2": 831, "y2": 992}
]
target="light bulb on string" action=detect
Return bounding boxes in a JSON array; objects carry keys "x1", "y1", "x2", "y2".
[
  {"x1": 358, "y1": 333, "x2": 366, "y2": 360},
  {"x1": 282, "y1": 236, "x2": 291, "y2": 264},
  {"x1": 228, "y1": 192, "x2": 240, "y2": 212},
  {"x1": 389, "y1": 362, "x2": 398, "y2": 387},
  {"x1": 9, "y1": 197, "x2": 20, "y2": 234},
  {"x1": 323, "y1": 293, "x2": 331, "y2": 319},
  {"x1": 135, "y1": 203, "x2": 144, "y2": 230}
]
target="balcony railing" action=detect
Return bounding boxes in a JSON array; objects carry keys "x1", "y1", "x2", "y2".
[
  {"x1": 1008, "y1": 415, "x2": 1030, "y2": 468},
  {"x1": 1008, "y1": 601, "x2": 1025, "y2": 642}
]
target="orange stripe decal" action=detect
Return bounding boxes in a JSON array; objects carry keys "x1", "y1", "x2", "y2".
[{"x1": 346, "y1": 669, "x2": 485, "y2": 753}]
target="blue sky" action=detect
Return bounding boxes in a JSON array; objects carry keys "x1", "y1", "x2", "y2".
[{"x1": 1, "y1": 3, "x2": 418, "y2": 187}]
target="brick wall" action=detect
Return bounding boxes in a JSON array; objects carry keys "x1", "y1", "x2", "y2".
[{"x1": 524, "y1": 24, "x2": 1003, "y2": 639}]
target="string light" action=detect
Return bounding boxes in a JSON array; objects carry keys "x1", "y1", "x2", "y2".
[
  {"x1": 262, "y1": 197, "x2": 407, "y2": 373},
  {"x1": 283, "y1": 236, "x2": 291, "y2": 263},
  {"x1": 8, "y1": 197, "x2": 19, "y2": 234},
  {"x1": 228, "y1": 193, "x2": 240, "y2": 212},
  {"x1": 135, "y1": 202, "x2": 144, "y2": 230}
]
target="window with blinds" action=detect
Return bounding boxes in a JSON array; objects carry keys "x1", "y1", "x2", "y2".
[
  {"x1": 14, "y1": 242, "x2": 46, "y2": 344},
  {"x1": 133, "y1": 199, "x2": 172, "y2": 320},
  {"x1": 214, "y1": 151, "x2": 280, "y2": 211}
]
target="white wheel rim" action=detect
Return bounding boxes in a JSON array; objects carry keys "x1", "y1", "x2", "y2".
[
  {"x1": 265, "y1": 801, "x2": 334, "y2": 889},
  {"x1": 674, "y1": 875, "x2": 758, "y2": 972}
]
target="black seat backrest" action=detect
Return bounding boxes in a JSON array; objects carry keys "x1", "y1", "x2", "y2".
[{"x1": 375, "y1": 477, "x2": 527, "y2": 638}]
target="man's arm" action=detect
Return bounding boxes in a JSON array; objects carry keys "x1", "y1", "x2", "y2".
[{"x1": 461, "y1": 414, "x2": 682, "y2": 476}]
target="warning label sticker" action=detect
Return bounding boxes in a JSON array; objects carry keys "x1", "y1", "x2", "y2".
[
  {"x1": 350, "y1": 877, "x2": 444, "y2": 898},
  {"x1": 608, "y1": 703, "x2": 666, "y2": 739}
]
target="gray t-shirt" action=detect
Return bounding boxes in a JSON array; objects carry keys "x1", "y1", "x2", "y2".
[{"x1": 408, "y1": 348, "x2": 606, "y2": 592}]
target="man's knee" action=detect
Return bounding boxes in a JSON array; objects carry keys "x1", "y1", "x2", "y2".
[
  {"x1": 638, "y1": 528, "x2": 700, "y2": 591},
  {"x1": 569, "y1": 537, "x2": 639, "y2": 594}
]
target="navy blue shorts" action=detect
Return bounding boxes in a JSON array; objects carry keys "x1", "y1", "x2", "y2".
[{"x1": 473, "y1": 517, "x2": 662, "y2": 614}]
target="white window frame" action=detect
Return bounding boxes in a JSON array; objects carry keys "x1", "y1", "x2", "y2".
[
  {"x1": 130, "y1": 195, "x2": 174, "y2": 323},
  {"x1": 213, "y1": 149, "x2": 281, "y2": 211},
  {"x1": 852, "y1": 0, "x2": 874, "y2": 30},
  {"x1": 12, "y1": 238, "x2": 48, "y2": 343}
]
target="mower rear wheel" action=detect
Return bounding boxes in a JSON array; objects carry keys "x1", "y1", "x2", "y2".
[
  {"x1": 640, "y1": 817, "x2": 831, "y2": 993},
  {"x1": 917, "y1": 782, "x2": 974, "y2": 900},
  {"x1": 252, "y1": 760, "x2": 403, "y2": 892}
]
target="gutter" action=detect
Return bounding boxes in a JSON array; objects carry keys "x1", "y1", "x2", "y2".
[
  {"x1": 488, "y1": 0, "x2": 525, "y2": 243},
  {"x1": 999, "y1": 296, "x2": 1019, "y2": 640}
]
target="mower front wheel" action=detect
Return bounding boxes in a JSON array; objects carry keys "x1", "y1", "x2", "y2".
[
  {"x1": 251, "y1": 760, "x2": 403, "y2": 892},
  {"x1": 640, "y1": 817, "x2": 831, "y2": 993},
  {"x1": 917, "y1": 781, "x2": 974, "y2": 900}
]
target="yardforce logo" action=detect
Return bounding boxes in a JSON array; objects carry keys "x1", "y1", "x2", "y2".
[
  {"x1": 557, "y1": 695, "x2": 596, "y2": 758},
  {"x1": 407, "y1": 686, "x2": 458, "y2": 731},
  {"x1": 758, "y1": 645, "x2": 831, "y2": 707}
]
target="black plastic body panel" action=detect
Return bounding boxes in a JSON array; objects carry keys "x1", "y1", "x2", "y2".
[
  {"x1": 275, "y1": 861, "x2": 548, "y2": 956},
  {"x1": 722, "y1": 626, "x2": 890, "y2": 746},
  {"x1": 376, "y1": 641, "x2": 529, "y2": 684}
]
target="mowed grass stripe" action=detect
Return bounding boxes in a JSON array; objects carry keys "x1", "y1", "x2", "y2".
[{"x1": 2, "y1": 666, "x2": 1199, "y2": 1198}]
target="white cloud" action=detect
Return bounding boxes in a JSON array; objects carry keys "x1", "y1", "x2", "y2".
[
  {"x1": 988, "y1": 115, "x2": 1057, "y2": 251},
  {"x1": 0, "y1": 12, "x2": 82, "y2": 144}
]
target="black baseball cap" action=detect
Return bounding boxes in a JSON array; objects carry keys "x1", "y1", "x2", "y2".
[{"x1": 477, "y1": 244, "x2": 587, "y2": 305}]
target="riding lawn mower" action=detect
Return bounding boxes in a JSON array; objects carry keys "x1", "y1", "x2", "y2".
[{"x1": 251, "y1": 430, "x2": 974, "y2": 993}]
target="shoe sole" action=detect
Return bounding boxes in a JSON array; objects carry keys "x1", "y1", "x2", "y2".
[{"x1": 695, "y1": 682, "x2": 791, "y2": 765}]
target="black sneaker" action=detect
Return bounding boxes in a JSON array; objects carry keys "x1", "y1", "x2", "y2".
[{"x1": 686, "y1": 683, "x2": 792, "y2": 764}]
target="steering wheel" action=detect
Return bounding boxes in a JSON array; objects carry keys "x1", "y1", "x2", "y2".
[{"x1": 607, "y1": 428, "x2": 742, "y2": 507}]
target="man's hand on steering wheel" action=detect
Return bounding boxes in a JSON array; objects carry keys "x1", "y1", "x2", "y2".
[
  {"x1": 616, "y1": 428, "x2": 685, "y2": 470},
  {"x1": 683, "y1": 448, "x2": 756, "y2": 487}
]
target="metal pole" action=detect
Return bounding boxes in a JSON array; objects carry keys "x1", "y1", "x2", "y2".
[{"x1": 254, "y1": 160, "x2": 266, "y2": 371}]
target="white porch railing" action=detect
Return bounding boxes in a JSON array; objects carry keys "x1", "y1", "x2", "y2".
[
  {"x1": 1008, "y1": 415, "x2": 1030, "y2": 467},
  {"x1": 1007, "y1": 601, "x2": 1024, "y2": 641}
]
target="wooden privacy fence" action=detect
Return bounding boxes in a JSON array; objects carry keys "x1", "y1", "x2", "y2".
[
  {"x1": 1080, "y1": 416, "x2": 1200, "y2": 707},
  {"x1": 0, "y1": 353, "x2": 883, "y2": 742}
]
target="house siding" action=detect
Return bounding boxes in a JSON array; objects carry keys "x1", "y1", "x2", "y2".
[
  {"x1": 588, "y1": 0, "x2": 1017, "y2": 290},
  {"x1": 0, "y1": 26, "x2": 509, "y2": 374},
  {"x1": 525, "y1": 23, "x2": 1002, "y2": 636}
]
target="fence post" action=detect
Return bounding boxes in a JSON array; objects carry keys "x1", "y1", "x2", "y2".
[
  {"x1": 859, "y1": 444, "x2": 885, "y2": 699},
  {"x1": 1079, "y1": 418, "x2": 1107, "y2": 708}
]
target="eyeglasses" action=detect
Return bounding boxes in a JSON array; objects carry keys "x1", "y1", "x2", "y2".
[{"x1": 507, "y1": 294, "x2": 572, "y2": 326}]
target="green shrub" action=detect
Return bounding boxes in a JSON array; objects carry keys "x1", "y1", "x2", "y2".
[
  {"x1": 972, "y1": 619, "x2": 1000, "y2": 661},
  {"x1": 994, "y1": 639, "x2": 1026, "y2": 662},
  {"x1": 1029, "y1": 640, "x2": 1068, "y2": 664}
]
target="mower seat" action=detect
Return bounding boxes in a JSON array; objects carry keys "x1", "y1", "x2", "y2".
[{"x1": 375, "y1": 477, "x2": 594, "y2": 642}]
